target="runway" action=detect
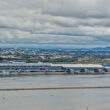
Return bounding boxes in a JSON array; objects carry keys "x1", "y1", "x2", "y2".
[{"x1": 0, "y1": 86, "x2": 110, "y2": 91}]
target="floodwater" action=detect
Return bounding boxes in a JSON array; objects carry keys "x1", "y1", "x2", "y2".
[{"x1": 0, "y1": 74, "x2": 110, "y2": 110}]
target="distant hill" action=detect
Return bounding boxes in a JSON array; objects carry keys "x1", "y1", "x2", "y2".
[
  {"x1": 0, "y1": 45, "x2": 110, "y2": 51},
  {"x1": 91, "y1": 47, "x2": 110, "y2": 51}
]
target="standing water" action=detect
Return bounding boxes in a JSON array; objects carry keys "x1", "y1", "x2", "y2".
[{"x1": 0, "y1": 74, "x2": 110, "y2": 110}]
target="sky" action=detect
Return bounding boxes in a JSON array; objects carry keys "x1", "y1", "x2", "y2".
[{"x1": 0, "y1": 0, "x2": 110, "y2": 48}]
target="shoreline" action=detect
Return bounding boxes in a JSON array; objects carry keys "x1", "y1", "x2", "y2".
[{"x1": 0, "y1": 71, "x2": 109, "y2": 76}]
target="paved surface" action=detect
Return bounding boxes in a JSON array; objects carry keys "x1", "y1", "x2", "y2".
[{"x1": 0, "y1": 86, "x2": 110, "y2": 91}]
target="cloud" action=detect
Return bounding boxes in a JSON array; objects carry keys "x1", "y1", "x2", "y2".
[{"x1": 0, "y1": 0, "x2": 110, "y2": 47}]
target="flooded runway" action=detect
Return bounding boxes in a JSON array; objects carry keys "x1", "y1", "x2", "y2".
[{"x1": 0, "y1": 75, "x2": 110, "y2": 110}]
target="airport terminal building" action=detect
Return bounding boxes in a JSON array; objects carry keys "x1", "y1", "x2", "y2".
[{"x1": 0, "y1": 62, "x2": 110, "y2": 75}]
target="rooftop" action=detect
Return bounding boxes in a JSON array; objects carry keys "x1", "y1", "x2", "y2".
[
  {"x1": 50, "y1": 64, "x2": 103, "y2": 68},
  {"x1": 0, "y1": 63, "x2": 105, "y2": 68}
]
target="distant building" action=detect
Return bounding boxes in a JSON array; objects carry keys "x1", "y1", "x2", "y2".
[{"x1": 0, "y1": 62, "x2": 110, "y2": 75}]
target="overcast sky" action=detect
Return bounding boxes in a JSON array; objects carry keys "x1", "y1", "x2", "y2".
[{"x1": 0, "y1": 0, "x2": 110, "y2": 48}]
